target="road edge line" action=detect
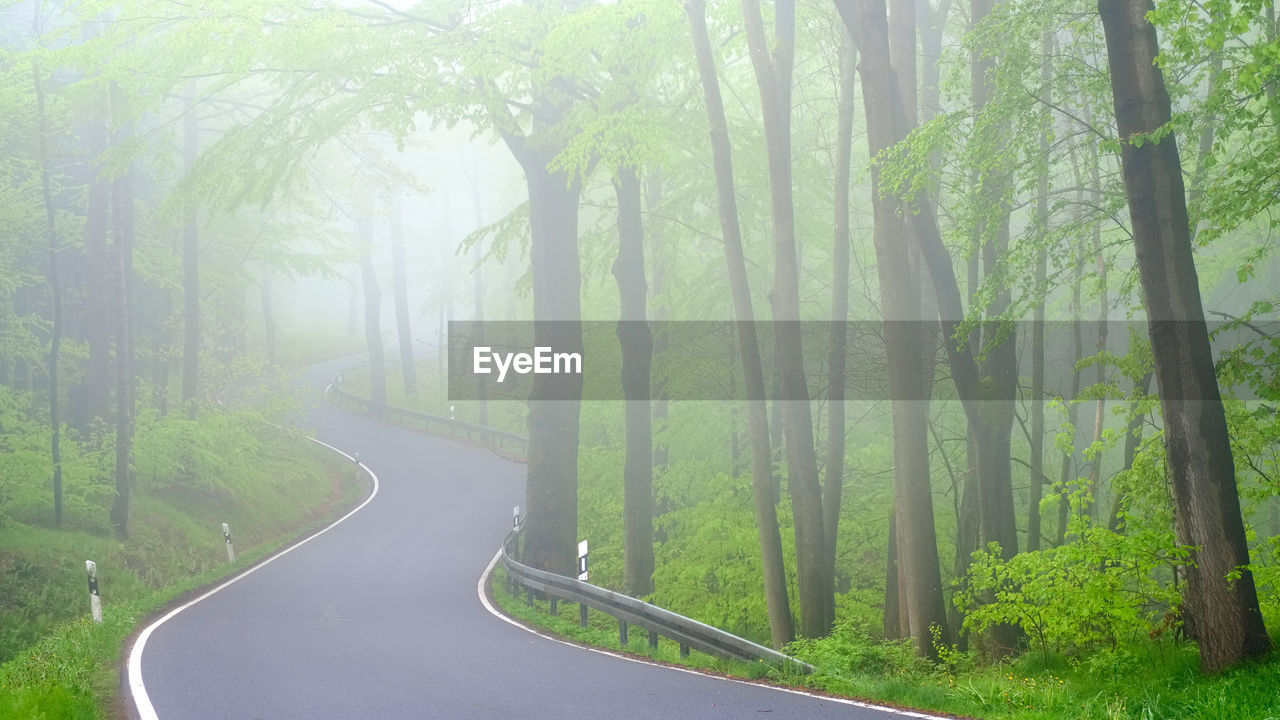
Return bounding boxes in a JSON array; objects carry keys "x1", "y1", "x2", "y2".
[
  {"x1": 474, "y1": 549, "x2": 954, "y2": 720},
  {"x1": 126, "y1": 438, "x2": 379, "y2": 720}
]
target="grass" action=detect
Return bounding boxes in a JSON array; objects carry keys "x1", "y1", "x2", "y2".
[
  {"x1": 0, "y1": 437, "x2": 367, "y2": 720},
  {"x1": 489, "y1": 564, "x2": 1280, "y2": 720}
]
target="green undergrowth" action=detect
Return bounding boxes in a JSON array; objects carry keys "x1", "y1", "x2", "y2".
[
  {"x1": 490, "y1": 565, "x2": 1280, "y2": 720},
  {"x1": 0, "y1": 425, "x2": 366, "y2": 719}
]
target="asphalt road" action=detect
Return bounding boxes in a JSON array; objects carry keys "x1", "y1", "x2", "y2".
[{"x1": 130, "y1": 358, "x2": 930, "y2": 720}]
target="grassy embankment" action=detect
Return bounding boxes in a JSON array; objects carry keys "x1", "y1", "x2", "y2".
[
  {"x1": 489, "y1": 563, "x2": 1280, "y2": 720},
  {"x1": 0, "y1": 414, "x2": 366, "y2": 719}
]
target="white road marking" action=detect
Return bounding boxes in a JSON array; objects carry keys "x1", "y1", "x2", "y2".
[
  {"x1": 127, "y1": 439, "x2": 379, "y2": 720},
  {"x1": 474, "y1": 550, "x2": 954, "y2": 720}
]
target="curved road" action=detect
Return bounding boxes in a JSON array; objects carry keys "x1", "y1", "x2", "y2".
[{"x1": 130, "y1": 358, "x2": 931, "y2": 719}]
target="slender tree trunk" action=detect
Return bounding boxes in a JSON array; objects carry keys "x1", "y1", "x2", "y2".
[
  {"x1": 1057, "y1": 255, "x2": 1085, "y2": 545},
  {"x1": 614, "y1": 167, "x2": 654, "y2": 598},
  {"x1": 838, "y1": 0, "x2": 952, "y2": 657},
  {"x1": 108, "y1": 84, "x2": 135, "y2": 539},
  {"x1": 1028, "y1": 28, "x2": 1052, "y2": 553},
  {"x1": 182, "y1": 93, "x2": 199, "y2": 417},
  {"x1": 824, "y1": 33, "x2": 856, "y2": 596},
  {"x1": 261, "y1": 266, "x2": 276, "y2": 365},
  {"x1": 646, "y1": 173, "x2": 668, "y2": 471},
  {"x1": 85, "y1": 103, "x2": 112, "y2": 433},
  {"x1": 469, "y1": 157, "x2": 488, "y2": 426},
  {"x1": 33, "y1": 26, "x2": 62, "y2": 527},
  {"x1": 688, "y1": 0, "x2": 794, "y2": 648},
  {"x1": 390, "y1": 197, "x2": 417, "y2": 395},
  {"x1": 743, "y1": 0, "x2": 832, "y2": 638},
  {"x1": 359, "y1": 221, "x2": 387, "y2": 407},
  {"x1": 1099, "y1": 0, "x2": 1272, "y2": 672},
  {"x1": 883, "y1": 507, "x2": 906, "y2": 639}
]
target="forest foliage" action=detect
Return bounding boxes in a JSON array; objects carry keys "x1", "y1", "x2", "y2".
[{"x1": 2, "y1": 0, "x2": 1280, "y2": 715}]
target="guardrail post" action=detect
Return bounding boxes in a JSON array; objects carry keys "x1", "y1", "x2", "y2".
[
  {"x1": 579, "y1": 603, "x2": 588, "y2": 628},
  {"x1": 222, "y1": 523, "x2": 236, "y2": 563},
  {"x1": 86, "y1": 560, "x2": 102, "y2": 623},
  {"x1": 648, "y1": 629, "x2": 658, "y2": 650},
  {"x1": 549, "y1": 597, "x2": 558, "y2": 616},
  {"x1": 680, "y1": 643, "x2": 689, "y2": 659},
  {"x1": 525, "y1": 586, "x2": 533, "y2": 606},
  {"x1": 619, "y1": 619, "x2": 628, "y2": 646}
]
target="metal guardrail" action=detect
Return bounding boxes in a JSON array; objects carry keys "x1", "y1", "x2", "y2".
[
  {"x1": 326, "y1": 372, "x2": 528, "y2": 456},
  {"x1": 499, "y1": 522, "x2": 813, "y2": 674}
]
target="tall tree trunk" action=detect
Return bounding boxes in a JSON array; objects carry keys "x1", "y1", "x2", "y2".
[
  {"x1": 614, "y1": 167, "x2": 654, "y2": 598},
  {"x1": 182, "y1": 93, "x2": 199, "y2": 417},
  {"x1": 390, "y1": 197, "x2": 417, "y2": 395},
  {"x1": 838, "y1": 0, "x2": 952, "y2": 657},
  {"x1": 687, "y1": 0, "x2": 794, "y2": 648},
  {"x1": 1057, "y1": 250, "x2": 1085, "y2": 545},
  {"x1": 824, "y1": 32, "x2": 856, "y2": 597},
  {"x1": 508, "y1": 146, "x2": 583, "y2": 576},
  {"x1": 261, "y1": 266, "x2": 276, "y2": 365},
  {"x1": 108, "y1": 84, "x2": 134, "y2": 539},
  {"x1": 84, "y1": 103, "x2": 112, "y2": 434},
  {"x1": 646, "y1": 173, "x2": 668, "y2": 471},
  {"x1": 968, "y1": 7, "x2": 1021, "y2": 643},
  {"x1": 33, "y1": 24, "x2": 62, "y2": 527},
  {"x1": 469, "y1": 156, "x2": 488, "y2": 426},
  {"x1": 1028, "y1": 28, "x2": 1052, "y2": 553},
  {"x1": 1099, "y1": 0, "x2": 1272, "y2": 672},
  {"x1": 743, "y1": 0, "x2": 832, "y2": 638},
  {"x1": 359, "y1": 221, "x2": 387, "y2": 407},
  {"x1": 883, "y1": 507, "x2": 909, "y2": 639}
]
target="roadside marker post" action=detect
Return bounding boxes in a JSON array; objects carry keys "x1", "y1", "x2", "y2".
[
  {"x1": 513, "y1": 505, "x2": 520, "y2": 529},
  {"x1": 222, "y1": 523, "x2": 236, "y2": 563},
  {"x1": 86, "y1": 560, "x2": 102, "y2": 623},
  {"x1": 578, "y1": 540, "x2": 589, "y2": 627}
]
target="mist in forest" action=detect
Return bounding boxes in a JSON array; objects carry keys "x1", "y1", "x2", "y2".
[{"x1": 3, "y1": 0, "x2": 1280, "y2": 714}]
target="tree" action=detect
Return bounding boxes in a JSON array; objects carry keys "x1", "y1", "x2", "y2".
[
  {"x1": 359, "y1": 220, "x2": 387, "y2": 407},
  {"x1": 182, "y1": 91, "x2": 200, "y2": 417},
  {"x1": 836, "y1": 0, "x2": 952, "y2": 659},
  {"x1": 389, "y1": 196, "x2": 417, "y2": 396},
  {"x1": 687, "y1": 0, "x2": 794, "y2": 648},
  {"x1": 614, "y1": 166, "x2": 655, "y2": 598},
  {"x1": 742, "y1": 0, "x2": 832, "y2": 638},
  {"x1": 1098, "y1": 0, "x2": 1272, "y2": 672},
  {"x1": 32, "y1": 1, "x2": 62, "y2": 527},
  {"x1": 108, "y1": 81, "x2": 136, "y2": 539}
]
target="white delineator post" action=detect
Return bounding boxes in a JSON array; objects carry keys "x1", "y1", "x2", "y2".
[
  {"x1": 86, "y1": 560, "x2": 102, "y2": 623},
  {"x1": 577, "y1": 540, "x2": 589, "y2": 627},
  {"x1": 222, "y1": 523, "x2": 236, "y2": 563},
  {"x1": 513, "y1": 505, "x2": 521, "y2": 529}
]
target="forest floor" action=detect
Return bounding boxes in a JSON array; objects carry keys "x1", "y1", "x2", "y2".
[
  {"x1": 488, "y1": 565, "x2": 1280, "y2": 720},
  {"x1": 0, "y1": 434, "x2": 367, "y2": 719}
]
